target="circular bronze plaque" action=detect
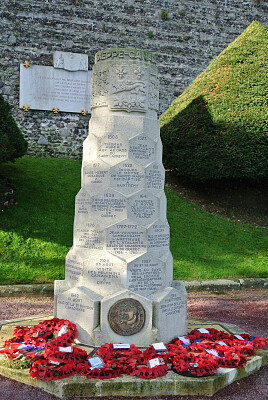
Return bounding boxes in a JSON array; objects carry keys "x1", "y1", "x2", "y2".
[{"x1": 108, "y1": 298, "x2": 146, "y2": 336}]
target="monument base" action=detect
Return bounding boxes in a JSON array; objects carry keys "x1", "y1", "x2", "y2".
[
  {"x1": 54, "y1": 280, "x2": 187, "y2": 346},
  {"x1": 0, "y1": 315, "x2": 267, "y2": 399}
]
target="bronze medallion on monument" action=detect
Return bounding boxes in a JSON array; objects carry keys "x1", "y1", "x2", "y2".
[{"x1": 108, "y1": 298, "x2": 145, "y2": 336}]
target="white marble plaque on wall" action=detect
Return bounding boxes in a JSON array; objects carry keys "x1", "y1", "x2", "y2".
[
  {"x1": 54, "y1": 51, "x2": 88, "y2": 71},
  {"x1": 19, "y1": 64, "x2": 91, "y2": 113}
]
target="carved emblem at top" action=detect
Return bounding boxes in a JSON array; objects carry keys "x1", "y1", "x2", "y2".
[
  {"x1": 109, "y1": 64, "x2": 148, "y2": 112},
  {"x1": 91, "y1": 49, "x2": 159, "y2": 113}
]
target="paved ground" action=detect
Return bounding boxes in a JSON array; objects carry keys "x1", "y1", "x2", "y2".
[{"x1": 0, "y1": 289, "x2": 267, "y2": 400}]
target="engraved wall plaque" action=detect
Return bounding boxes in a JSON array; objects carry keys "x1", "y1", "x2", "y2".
[
  {"x1": 108, "y1": 298, "x2": 145, "y2": 336},
  {"x1": 53, "y1": 51, "x2": 88, "y2": 71},
  {"x1": 20, "y1": 64, "x2": 91, "y2": 113}
]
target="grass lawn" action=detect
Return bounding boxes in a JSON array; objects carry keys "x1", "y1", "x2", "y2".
[{"x1": 0, "y1": 156, "x2": 267, "y2": 284}]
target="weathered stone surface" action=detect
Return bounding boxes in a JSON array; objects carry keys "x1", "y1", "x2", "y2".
[
  {"x1": 150, "y1": 284, "x2": 187, "y2": 342},
  {"x1": 1, "y1": 0, "x2": 267, "y2": 158},
  {"x1": 63, "y1": 248, "x2": 86, "y2": 287},
  {"x1": 53, "y1": 51, "x2": 88, "y2": 71},
  {"x1": 37, "y1": 135, "x2": 48, "y2": 145},
  {"x1": 1, "y1": 315, "x2": 267, "y2": 397},
  {"x1": 126, "y1": 253, "x2": 167, "y2": 296},
  {"x1": 94, "y1": 289, "x2": 156, "y2": 346},
  {"x1": 55, "y1": 48, "x2": 187, "y2": 345},
  {"x1": 0, "y1": 351, "x2": 267, "y2": 398},
  {"x1": 81, "y1": 251, "x2": 127, "y2": 296},
  {"x1": 19, "y1": 64, "x2": 91, "y2": 113},
  {"x1": 55, "y1": 286, "x2": 101, "y2": 345}
]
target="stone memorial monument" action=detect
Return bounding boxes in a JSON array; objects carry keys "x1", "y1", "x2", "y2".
[{"x1": 55, "y1": 48, "x2": 187, "y2": 346}]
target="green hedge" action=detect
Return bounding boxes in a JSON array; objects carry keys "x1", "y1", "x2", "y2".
[
  {"x1": 160, "y1": 21, "x2": 268, "y2": 180},
  {"x1": 0, "y1": 94, "x2": 27, "y2": 164}
]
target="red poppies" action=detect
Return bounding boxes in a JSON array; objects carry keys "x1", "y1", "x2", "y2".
[{"x1": 1, "y1": 319, "x2": 267, "y2": 381}]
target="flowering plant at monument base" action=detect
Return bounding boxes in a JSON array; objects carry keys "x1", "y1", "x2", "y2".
[{"x1": 0, "y1": 318, "x2": 267, "y2": 381}]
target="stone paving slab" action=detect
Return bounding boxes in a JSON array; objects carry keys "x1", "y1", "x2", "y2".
[
  {"x1": 0, "y1": 355, "x2": 266, "y2": 399},
  {"x1": 0, "y1": 314, "x2": 267, "y2": 398}
]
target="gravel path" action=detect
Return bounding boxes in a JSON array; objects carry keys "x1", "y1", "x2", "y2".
[{"x1": 0, "y1": 289, "x2": 267, "y2": 400}]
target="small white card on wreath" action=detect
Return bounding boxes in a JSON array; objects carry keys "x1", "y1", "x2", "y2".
[
  {"x1": 148, "y1": 358, "x2": 165, "y2": 368},
  {"x1": 58, "y1": 346, "x2": 73, "y2": 353},
  {"x1": 113, "y1": 343, "x2": 131, "y2": 349},
  {"x1": 88, "y1": 356, "x2": 105, "y2": 368},
  {"x1": 178, "y1": 336, "x2": 191, "y2": 346},
  {"x1": 197, "y1": 328, "x2": 210, "y2": 334},
  {"x1": 152, "y1": 342, "x2": 167, "y2": 352},
  {"x1": 217, "y1": 341, "x2": 227, "y2": 346},
  {"x1": 205, "y1": 349, "x2": 220, "y2": 358},
  {"x1": 57, "y1": 325, "x2": 68, "y2": 336},
  {"x1": 234, "y1": 335, "x2": 245, "y2": 341}
]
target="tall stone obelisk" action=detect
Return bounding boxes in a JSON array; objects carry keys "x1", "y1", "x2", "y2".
[{"x1": 55, "y1": 48, "x2": 187, "y2": 346}]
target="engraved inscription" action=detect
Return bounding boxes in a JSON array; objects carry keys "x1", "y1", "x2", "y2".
[
  {"x1": 128, "y1": 192, "x2": 158, "y2": 225},
  {"x1": 98, "y1": 134, "x2": 128, "y2": 165},
  {"x1": 83, "y1": 161, "x2": 110, "y2": 191},
  {"x1": 20, "y1": 65, "x2": 91, "y2": 113},
  {"x1": 160, "y1": 293, "x2": 186, "y2": 317},
  {"x1": 76, "y1": 193, "x2": 91, "y2": 215},
  {"x1": 88, "y1": 267, "x2": 120, "y2": 285},
  {"x1": 129, "y1": 134, "x2": 155, "y2": 165},
  {"x1": 74, "y1": 223, "x2": 104, "y2": 250},
  {"x1": 128, "y1": 257, "x2": 164, "y2": 294},
  {"x1": 58, "y1": 292, "x2": 93, "y2": 313},
  {"x1": 148, "y1": 222, "x2": 170, "y2": 253},
  {"x1": 82, "y1": 251, "x2": 126, "y2": 296},
  {"x1": 107, "y1": 222, "x2": 146, "y2": 256},
  {"x1": 90, "y1": 191, "x2": 127, "y2": 223},
  {"x1": 95, "y1": 49, "x2": 157, "y2": 64},
  {"x1": 65, "y1": 256, "x2": 83, "y2": 283},
  {"x1": 108, "y1": 298, "x2": 145, "y2": 336},
  {"x1": 110, "y1": 161, "x2": 145, "y2": 192},
  {"x1": 146, "y1": 163, "x2": 164, "y2": 191}
]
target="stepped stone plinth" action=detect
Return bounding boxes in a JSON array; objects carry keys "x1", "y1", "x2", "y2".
[{"x1": 54, "y1": 48, "x2": 187, "y2": 346}]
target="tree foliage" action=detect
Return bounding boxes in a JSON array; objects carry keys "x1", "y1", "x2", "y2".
[
  {"x1": 160, "y1": 21, "x2": 268, "y2": 180},
  {"x1": 0, "y1": 94, "x2": 27, "y2": 164}
]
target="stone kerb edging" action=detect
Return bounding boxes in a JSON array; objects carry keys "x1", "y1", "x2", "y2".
[
  {"x1": 0, "y1": 278, "x2": 267, "y2": 297},
  {"x1": 182, "y1": 278, "x2": 268, "y2": 291}
]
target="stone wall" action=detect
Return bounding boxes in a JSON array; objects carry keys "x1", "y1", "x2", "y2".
[{"x1": 0, "y1": 0, "x2": 267, "y2": 158}]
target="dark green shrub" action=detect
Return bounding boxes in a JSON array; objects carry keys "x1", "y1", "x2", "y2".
[
  {"x1": 0, "y1": 94, "x2": 27, "y2": 164},
  {"x1": 160, "y1": 21, "x2": 268, "y2": 180}
]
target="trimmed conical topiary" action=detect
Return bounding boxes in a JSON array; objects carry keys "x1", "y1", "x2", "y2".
[
  {"x1": 0, "y1": 94, "x2": 27, "y2": 164},
  {"x1": 160, "y1": 21, "x2": 268, "y2": 180}
]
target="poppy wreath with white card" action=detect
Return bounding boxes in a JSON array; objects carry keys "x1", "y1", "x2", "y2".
[
  {"x1": 1, "y1": 320, "x2": 267, "y2": 380},
  {"x1": 172, "y1": 352, "x2": 218, "y2": 377},
  {"x1": 76, "y1": 359, "x2": 121, "y2": 379},
  {"x1": 29, "y1": 358, "x2": 77, "y2": 381},
  {"x1": 126, "y1": 355, "x2": 168, "y2": 379}
]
